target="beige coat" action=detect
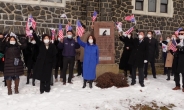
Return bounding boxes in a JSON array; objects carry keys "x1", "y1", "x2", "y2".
[
  {"x1": 76, "y1": 31, "x2": 92, "y2": 62},
  {"x1": 165, "y1": 41, "x2": 174, "y2": 67}
]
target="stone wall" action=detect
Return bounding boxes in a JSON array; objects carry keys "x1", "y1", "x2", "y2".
[{"x1": 0, "y1": 0, "x2": 183, "y2": 63}]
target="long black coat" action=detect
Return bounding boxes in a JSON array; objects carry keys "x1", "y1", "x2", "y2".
[
  {"x1": 128, "y1": 38, "x2": 148, "y2": 68},
  {"x1": 25, "y1": 42, "x2": 39, "y2": 69},
  {"x1": 33, "y1": 33, "x2": 57, "y2": 81},
  {"x1": 4, "y1": 38, "x2": 27, "y2": 77},
  {"x1": 119, "y1": 36, "x2": 133, "y2": 70},
  {"x1": 0, "y1": 38, "x2": 5, "y2": 71},
  {"x1": 177, "y1": 45, "x2": 184, "y2": 73},
  {"x1": 144, "y1": 37, "x2": 159, "y2": 62},
  {"x1": 54, "y1": 40, "x2": 63, "y2": 68}
]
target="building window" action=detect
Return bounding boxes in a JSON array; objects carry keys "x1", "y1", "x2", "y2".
[
  {"x1": 160, "y1": 0, "x2": 168, "y2": 13},
  {"x1": 132, "y1": 0, "x2": 173, "y2": 17},
  {"x1": 135, "y1": 0, "x2": 144, "y2": 11},
  {"x1": 0, "y1": 0, "x2": 75, "y2": 7},
  {"x1": 148, "y1": 0, "x2": 156, "y2": 12}
]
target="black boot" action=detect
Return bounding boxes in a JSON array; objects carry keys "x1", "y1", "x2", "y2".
[
  {"x1": 82, "y1": 79, "x2": 87, "y2": 88},
  {"x1": 4, "y1": 80, "x2": 7, "y2": 86},
  {"x1": 166, "y1": 69, "x2": 170, "y2": 81},
  {"x1": 89, "y1": 80, "x2": 93, "y2": 88},
  {"x1": 32, "y1": 78, "x2": 35, "y2": 86},
  {"x1": 26, "y1": 72, "x2": 30, "y2": 84},
  {"x1": 124, "y1": 71, "x2": 127, "y2": 77},
  {"x1": 50, "y1": 73, "x2": 54, "y2": 86}
]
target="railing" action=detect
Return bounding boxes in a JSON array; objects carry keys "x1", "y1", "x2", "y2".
[{"x1": 0, "y1": 0, "x2": 75, "y2": 7}]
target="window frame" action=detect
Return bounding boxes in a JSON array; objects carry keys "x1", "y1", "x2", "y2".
[
  {"x1": 0, "y1": 0, "x2": 70, "y2": 7},
  {"x1": 135, "y1": 0, "x2": 144, "y2": 11},
  {"x1": 148, "y1": 0, "x2": 157, "y2": 12},
  {"x1": 160, "y1": 0, "x2": 168, "y2": 13},
  {"x1": 132, "y1": 0, "x2": 173, "y2": 17}
]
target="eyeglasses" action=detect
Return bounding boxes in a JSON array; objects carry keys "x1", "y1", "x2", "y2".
[{"x1": 178, "y1": 33, "x2": 184, "y2": 35}]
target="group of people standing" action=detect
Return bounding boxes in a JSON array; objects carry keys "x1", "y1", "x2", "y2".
[
  {"x1": 118, "y1": 29, "x2": 184, "y2": 92},
  {"x1": 0, "y1": 24, "x2": 99, "y2": 95}
]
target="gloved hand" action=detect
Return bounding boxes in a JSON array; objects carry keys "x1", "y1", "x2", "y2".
[
  {"x1": 29, "y1": 27, "x2": 35, "y2": 34},
  {"x1": 144, "y1": 60, "x2": 148, "y2": 63},
  {"x1": 123, "y1": 32, "x2": 127, "y2": 37}
]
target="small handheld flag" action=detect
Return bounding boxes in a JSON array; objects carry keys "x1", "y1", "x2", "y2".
[
  {"x1": 76, "y1": 20, "x2": 84, "y2": 37},
  {"x1": 58, "y1": 24, "x2": 64, "y2": 39},
  {"x1": 125, "y1": 27, "x2": 134, "y2": 35},
  {"x1": 175, "y1": 27, "x2": 183, "y2": 36},
  {"x1": 169, "y1": 39, "x2": 177, "y2": 52},
  {"x1": 92, "y1": 11, "x2": 97, "y2": 22},
  {"x1": 154, "y1": 30, "x2": 161, "y2": 35}
]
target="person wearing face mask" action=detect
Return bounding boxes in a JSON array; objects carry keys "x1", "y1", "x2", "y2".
[
  {"x1": 30, "y1": 27, "x2": 57, "y2": 94},
  {"x1": 77, "y1": 35, "x2": 99, "y2": 88},
  {"x1": 128, "y1": 31, "x2": 148, "y2": 87},
  {"x1": 118, "y1": 32, "x2": 133, "y2": 77},
  {"x1": 172, "y1": 30, "x2": 184, "y2": 92},
  {"x1": 144, "y1": 31, "x2": 159, "y2": 79},
  {"x1": 58, "y1": 30, "x2": 80, "y2": 85},
  {"x1": 24, "y1": 37, "x2": 39, "y2": 86},
  {"x1": 3, "y1": 36, "x2": 27, "y2": 95},
  {"x1": 159, "y1": 36, "x2": 170, "y2": 75},
  {"x1": 75, "y1": 25, "x2": 94, "y2": 77},
  {"x1": 54, "y1": 36, "x2": 63, "y2": 82}
]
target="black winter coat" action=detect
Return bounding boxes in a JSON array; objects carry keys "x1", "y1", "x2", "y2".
[
  {"x1": 33, "y1": 33, "x2": 57, "y2": 81},
  {"x1": 144, "y1": 37, "x2": 159, "y2": 62},
  {"x1": 177, "y1": 45, "x2": 184, "y2": 73},
  {"x1": 119, "y1": 36, "x2": 133, "y2": 70},
  {"x1": 4, "y1": 40, "x2": 27, "y2": 77},
  {"x1": 128, "y1": 38, "x2": 148, "y2": 68}
]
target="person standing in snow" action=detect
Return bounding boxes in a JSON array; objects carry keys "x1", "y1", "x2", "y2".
[
  {"x1": 4, "y1": 36, "x2": 27, "y2": 95},
  {"x1": 172, "y1": 29, "x2": 184, "y2": 92},
  {"x1": 25, "y1": 37, "x2": 39, "y2": 86},
  {"x1": 77, "y1": 35, "x2": 99, "y2": 88},
  {"x1": 128, "y1": 31, "x2": 148, "y2": 87},
  {"x1": 58, "y1": 30, "x2": 80, "y2": 85},
  {"x1": 118, "y1": 32, "x2": 133, "y2": 77},
  {"x1": 30, "y1": 27, "x2": 57, "y2": 94}
]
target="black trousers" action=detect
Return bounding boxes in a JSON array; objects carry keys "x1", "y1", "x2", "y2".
[
  {"x1": 144, "y1": 61, "x2": 156, "y2": 78},
  {"x1": 0, "y1": 58, "x2": 4, "y2": 72},
  {"x1": 163, "y1": 52, "x2": 167, "y2": 74},
  {"x1": 40, "y1": 81, "x2": 50, "y2": 93},
  {"x1": 174, "y1": 72, "x2": 184, "y2": 88},
  {"x1": 77, "y1": 60, "x2": 83, "y2": 76},
  {"x1": 55, "y1": 56, "x2": 63, "y2": 79},
  {"x1": 132, "y1": 66, "x2": 144, "y2": 84},
  {"x1": 62, "y1": 57, "x2": 75, "y2": 83}
]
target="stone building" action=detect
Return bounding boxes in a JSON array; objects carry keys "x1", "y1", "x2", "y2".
[{"x1": 0, "y1": 0, "x2": 182, "y2": 63}]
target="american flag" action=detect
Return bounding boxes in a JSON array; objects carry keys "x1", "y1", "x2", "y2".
[
  {"x1": 66, "y1": 24, "x2": 72, "y2": 32},
  {"x1": 92, "y1": 11, "x2": 97, "y2": 22},
  {"x1": 125, "y1": 27, "x2": 134, "y2": 35},
  {"x1": 175, "y1": 27, "x2": 183, "y2": 36},
  {"x1": 50, "y1": 28, "x2": 55, "y2": 41},
  {"x1": 169, "y1": 39, "x2": 177, "y2": 52},
  {"x1": 58, "y1": 24, "x2": 64, "y2": 39},
  {"x1": 125, "y1": 14, "x2": 135, "y2": 22},
  {"x1": 76, "y1": 20, "x2": 84, "y2": 37},
  {"x1": 26, "y1": 15, "x2": 36, "y2": 36}
]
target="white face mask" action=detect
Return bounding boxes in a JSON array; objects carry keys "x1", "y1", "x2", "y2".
[
  {"x1": 179, "y1": 35, "x2": 184, "y2": 40},
  {"x1": 44, "y1": 39, "x2": 50, "y2": 44},
  {"x1": 88, "y1": 39, "x2": 93, "y2": 44},
  {"x1": 147, "y1": 34, "x2": 151, "y2": 38},
  {"x1": 10, "y1": 41, "x2": 16, "y2": 45},
  {"x1": 31, "y1": 40, "x2": 36, "y2": 44},
  {"x1": 128, "y1": 35, "x2": 131, "y2": 38},
  {"x1": 67, "y1": 35, "x2": 72, "y2": 39},
  {"x1": 138, "y1": 35, "x2": 143, "y2": 39},
  {"x1": 166, "y1": 39, "x2": 170, "y2": 42}
]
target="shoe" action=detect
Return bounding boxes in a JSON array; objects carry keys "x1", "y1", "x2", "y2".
[
  {"x1": 6, "y1": 80, "x2": 12, "y2": 95},
  {"x1": 172, "y1": 86, "x2": 181, "y2": 90},
  {"x1": 89, "y1": 80, "x2": 93, "y2": 88},
  {"x1": 82, "y1": 80, "x2": 87, "y2": 88},
  {"x1": 32, "y1": 79, "x2": 35, "y2": 86},
  {"x1": 63, "y1": 82, "x2": 66, "y2": 85},
  {"x1": 77, "y1": 74, "x2": 81, "y2": 76},
  {"x1": 68, "y1": 81, "x2": 73, "y2": 84},
  {"x1": 140, "y1": 83, "x2": 145, "y2": 87},
  {"x1": 153, "y1": 76, "x2": 156, "y2": 79},
  {"x1": 40, "y1": 91, "x2": 44, "y2": 94},
  {"x1": 131, "y1": 82, "x2": 136, "y2": 85},
  {"x1": 182, "y1": 88, "x2": 184, "y2": 92},
  {"x1": 166, "y1": 78, "x2": 170, "y2": 81},
  {"x1": 14, "y1": 79, "x2": 19, "y2": 94}
]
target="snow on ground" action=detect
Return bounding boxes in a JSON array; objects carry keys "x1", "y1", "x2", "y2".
[{"x1": 0, "y1": 74, "x2": 184, "y2": 110}]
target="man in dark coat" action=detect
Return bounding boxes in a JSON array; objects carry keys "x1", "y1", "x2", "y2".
[
  {"x1": 144, "y1": 31, "x2": 159, "y2": 79},
  {"x1": 119, "y1": 32, "x2": 133, "y2": 77},
  {"x1": 58, "y1": 30, "x2": 80, "y2": 85},
  {"x1": 31, "y1": 28, "x2": 57, "y2": 94},
  {"x1": 128, "y1": 31, "x2": 148, "y2": 87},
  {"x1": 172, "y1": 29, "x2": 184, "y2": 92}
]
